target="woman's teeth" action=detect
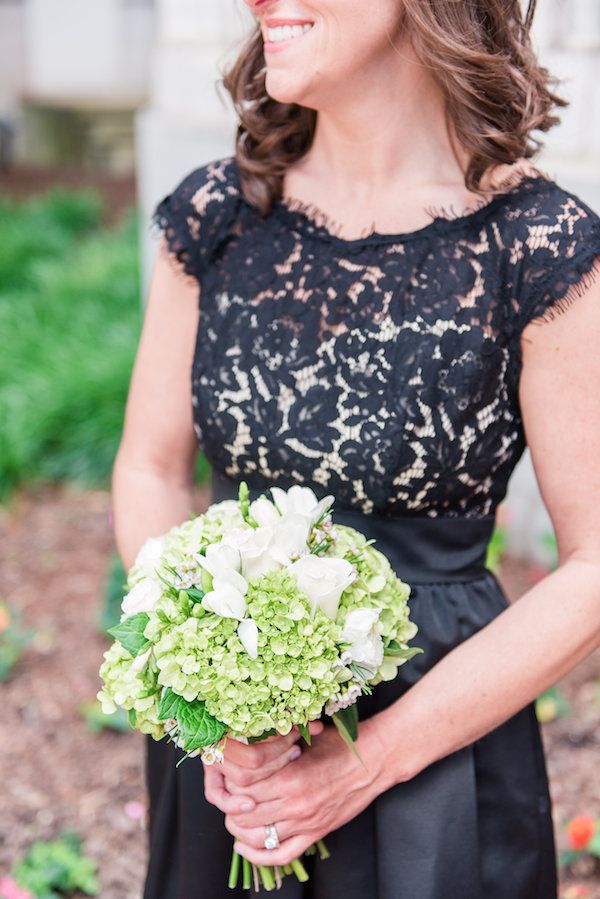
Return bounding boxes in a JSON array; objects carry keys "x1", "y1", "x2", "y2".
[{"x1": 266, "y1": 23, "x2": 313, "y2": 44}]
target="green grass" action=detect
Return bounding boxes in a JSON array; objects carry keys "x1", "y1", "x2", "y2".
[{"x1": 0, "y1": 189, "x2": 141, "y2": 500}]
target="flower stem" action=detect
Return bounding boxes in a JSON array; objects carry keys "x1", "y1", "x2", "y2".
[
  {"x1": 316, "y1": 839, "x2": 331, "y2": 860},
  {"x1": 228, "y1": 849, "x2": 241, "y2": 888},
  {"x1": 258, "y1": 865, "x2": 276, "y2": 890},
  {"x1": 242, "y1": 858, "x2": 252, "y2": 890},
  {"x1": 290, "y1": 859, "x2": 309, "y2": 882}
]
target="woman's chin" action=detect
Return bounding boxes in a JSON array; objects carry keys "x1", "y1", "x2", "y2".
[{"x1": 264, "y1": 72, "x2": 315, "y2": 108}]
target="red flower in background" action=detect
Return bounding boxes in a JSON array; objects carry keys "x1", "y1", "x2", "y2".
[{"x1": 567, "y1": 816, "x2": 597, "y2": 851}]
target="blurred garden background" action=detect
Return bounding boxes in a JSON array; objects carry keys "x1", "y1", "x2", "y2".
[{"x1": 1, "y1": 1, "x2": 599, "y2": 897}]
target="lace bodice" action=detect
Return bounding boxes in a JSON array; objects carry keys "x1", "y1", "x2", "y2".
[{"x1": 153, "y1": 156, "x2": 600, "y2": 518}]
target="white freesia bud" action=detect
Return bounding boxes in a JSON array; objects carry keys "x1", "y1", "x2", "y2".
[
  {"x1": 201, "y1": 579, "x2": 247, "y2": 620},
  {"x1": 341, "y1": 608, "x2": 384, "y2": 676},
  {"x1": 268, "y1": 513, "x2": 311, "y2": 565},
  {"x1": 198, "y1": 541, "x2": 242, "y2": 574},
  {"x1": 288, "y1": 555, "x2": 357, "y2": 619},
  {"x1": 121, "y1": 578, "x2": 163, "y2": 619},
  {"x1": 222, "y1": 525, "x2": 282, "y2": 579},
  {"x1": 130, "y1": 646, "x2": 152, "y2": 674},
  {"x1": 238, "y1": 618, "x2": 259, "y2": 659},
  {"x1": 249, "y1": 496, "x2": 280, "y2": 527}
]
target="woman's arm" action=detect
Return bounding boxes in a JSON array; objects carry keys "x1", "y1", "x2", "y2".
[
  {"x1": 375, "y1": 263, "x2": 600, "y2": 785},
  {"x1": 224, "y1": 266, "x2": 600, "y2": 867},
  {"x1": 111, "y1": 244, "x2": 201, "y2": 570}
]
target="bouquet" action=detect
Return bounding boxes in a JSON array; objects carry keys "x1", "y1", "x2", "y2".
[{"x1": 98, "y1": 482, "x2": 420, "y2": 891}]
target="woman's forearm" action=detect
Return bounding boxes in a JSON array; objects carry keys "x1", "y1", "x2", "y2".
[
  {"x1": 372, "y1": 553, "x2": 600, "y2": 789},
  {"x1": 111, "y1": 451, "x2": 196, "y2": 571}
]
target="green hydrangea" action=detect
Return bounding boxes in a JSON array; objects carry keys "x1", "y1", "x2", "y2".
[
  {"x1": 98, "y1": 498, "x2": 419, "y2": 749},
  {"x1": 327, "y1": 524, "x2": 417, "y2": 684},
  {"x1": 97, "y1": 642, "x2": 164, "y2": 739},
  {"x1": 152, "y1": 568, "x2": 341, "y2": 738}
]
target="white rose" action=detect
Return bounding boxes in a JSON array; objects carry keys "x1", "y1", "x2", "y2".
[
  {"x1": 238, "y1": 618, "x2": 259, "y2": 659},
  {"x1": 340, "y1": 608, "x2": 384, "y2": 676},
  {"x1": 133, "y1": 536, "x2": 165, "y2": 579},
  {"x1": 288, "y1": 555, "x2": 357, "y2": 619},
  {"x1": 270, "y1": 485, "x2": 334, "y2": 528},
  {"x1": 121, "y1": 578, "x2": 163, "y2": 619}
]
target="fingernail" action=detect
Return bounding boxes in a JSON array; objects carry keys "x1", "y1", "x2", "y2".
[
  {"x1": 290, "y1": 746, "x2": 302, "y2": 761},
  {"x1": 240, "y1": 801, "x2": 254, "y2": 812}
]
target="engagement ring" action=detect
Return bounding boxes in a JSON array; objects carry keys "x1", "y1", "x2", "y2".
[{"x1": 264, "y1": 823, "x2": 280, "y2": 850}]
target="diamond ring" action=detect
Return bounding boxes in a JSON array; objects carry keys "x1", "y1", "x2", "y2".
[{"x1": 264, "y1": 823, "x2": 280, "y2": 850}]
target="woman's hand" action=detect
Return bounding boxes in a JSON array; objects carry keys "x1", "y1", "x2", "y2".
[
  {"x1": 203, "y1": 722, "x2": 325, "y2": 817},
  {"x1": 220, "y1": 719, "x2": 389, "y2": 867}
]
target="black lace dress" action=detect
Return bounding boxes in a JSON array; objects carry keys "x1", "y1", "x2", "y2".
[{"x1": 143, "y1": 156, "x2": 600, "y2": 899}]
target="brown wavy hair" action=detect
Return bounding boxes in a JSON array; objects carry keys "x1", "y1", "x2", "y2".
[{"x1": 221, "y1": 0, "x2": 566, "y2": 217}]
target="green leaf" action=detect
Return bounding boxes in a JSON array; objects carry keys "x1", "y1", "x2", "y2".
[
  {"x1": 248, "y1": 729, "x2": 277, "y2": 743},
  {"x1": 332, "y1": 708, "x2": 365, "y2": 768},
  {"x1": 385, "y1": 642, "x2": 423, "y2": 661},
  {"x1": 297, "y1": 723, "x2": 311, "y2": 746},
  {"x1": 157, "y1": 686, "x2": 184, "y2": 721},
  {"x1": 334, "y1": 704, "x2": 358, "y2": 741},
  {"x1": 176, "y1": 699, "x2": 227, "y2": 750},
  {"x1": 128, "y1": 708, "x2": 137, "y2": 727},
  {"x1": 107, "y1": 612, "x2": 150, "y2": 657},
  {"x1": 186, "y1": 586, "x2": 206, "y2": 603}
]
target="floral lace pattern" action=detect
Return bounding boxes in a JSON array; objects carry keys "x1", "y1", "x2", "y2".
[{"x1": 153, "y1": 156, "x2": 600, "y2": 517}]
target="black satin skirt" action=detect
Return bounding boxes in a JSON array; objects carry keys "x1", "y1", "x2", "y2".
[{"x1": 142, "y1": 471, "x2": 557, "y2": 899}]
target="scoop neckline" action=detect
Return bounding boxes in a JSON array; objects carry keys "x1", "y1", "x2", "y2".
[{"x1": 271, "y1": 171, "x2": 551, "y2": 247}]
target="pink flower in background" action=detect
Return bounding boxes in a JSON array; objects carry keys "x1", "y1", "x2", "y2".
[
  {"x1": 0, "y1": 876, "x2": 35, "y2": 899},
  {"x1": 124, "y1": 800, "x2": 146, "y2": 823}
]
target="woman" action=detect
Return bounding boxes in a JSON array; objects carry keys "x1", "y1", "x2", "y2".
[{"x1": 112, "y1": 1, "x2": 600, "y2": 896}]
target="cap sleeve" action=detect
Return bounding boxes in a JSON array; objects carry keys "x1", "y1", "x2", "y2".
[
  {"x1": 513, "y1": 186, "x2": 600, "y2": 333},
  {"x1": 152, "y1": 156, "x2": 241, "y2": 282}
]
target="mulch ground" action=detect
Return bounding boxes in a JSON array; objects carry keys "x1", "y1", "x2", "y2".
[{"x1": 1, "y1": 484, "x2": 599, "y2": 898}]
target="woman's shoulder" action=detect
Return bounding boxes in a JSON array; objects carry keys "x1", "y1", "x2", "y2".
[
  {"x1": 152, "y1": 155, "x2": 242, "y2": 281},
  {"x1": 499, "y1": 163, "x2": 600, "y2": 330}
]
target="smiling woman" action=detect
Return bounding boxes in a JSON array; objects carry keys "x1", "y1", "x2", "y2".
[{"x1": 111, "y1": 1, "x2": 600, "y2": 898}]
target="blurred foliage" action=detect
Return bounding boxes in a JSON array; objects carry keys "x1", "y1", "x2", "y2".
[
  {"x1": 486, "y1": 524, "x2": 506, "y2": 574},
  {"x1": 98, "y1": 552, "x2": 127, "y2": 635},
  {"x1": 79, "y1": 699, "x2": 130, "y2": 734},
  {"x1": 0, "y1": 190, "x2": 140, "y2": 500},
  {"x1": 536, "y1": 686, "x2": 570, "y2": 724},
  {"x1": 0, "y1": 599, "x2": 34, "y2": 682},
  {"x1": 0, "y1": 188, "x2": 212, "y2": 502},
  {"x1": 9, "y1": 830, "x2": 99, "y2": 897}
]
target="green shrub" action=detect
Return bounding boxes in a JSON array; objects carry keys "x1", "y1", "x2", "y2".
[{"x1": 0, "y1": 188, "x2": 211, "y2": 501}]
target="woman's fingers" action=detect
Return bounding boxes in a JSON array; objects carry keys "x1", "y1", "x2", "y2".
[
  {"x1": 224, "y1": 732, "x2": 296, "y2": 768},
  {"x1": 225, "y1": 797, "x2": 288, "y2": 831},
  {"x1": 224, "y1": 815, "x2": 301, "y2": 849},
  {"x1": 224, "y1": 721, "x2": 323, "y2": 769},
  {"x1": 202, "y1": 763, "x2": 257, "y2": 815},
  {"x1": 222, "y1": 742, "x2": 303, "y2": 790},
  {"x1": 234, "y1": 834, "x2": 315, "y2": 869}
]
